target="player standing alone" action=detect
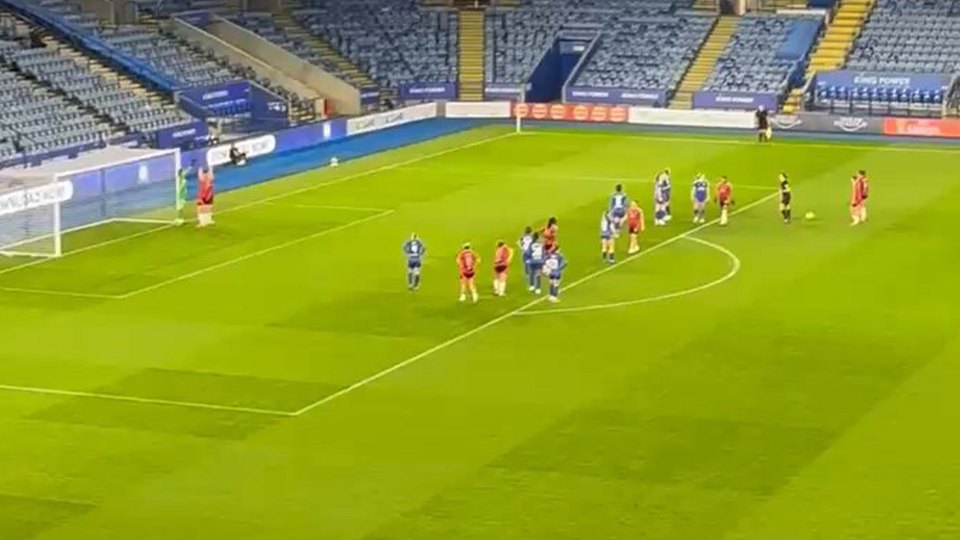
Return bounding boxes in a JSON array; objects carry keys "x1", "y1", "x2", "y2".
[
  {"x1": 626, "y1": 201, "x2": 644, "y2": 255},
  {"x1": 756, "y1": 106, "x2": 771, "y2": 143},
  {"x1": 196, "y1": 166, "x2": 215, "y2": 227},
  {"x1": 543, "y1": 247, "x2": 567, "y2": 303},
  {"x1": 493, "y1": 241, "x2": 514, "y2": 297},
  {"x1": 778, "y1": 172, "x2": 792, "y2": 224},
  {"x1": 403, "y1": 233, "x2": 425, "y2": 291},
  {"x1": 457, "y1": 243, "x2": 480, "y2": 303},
  {"x1": 857, "y1": 169, "x2": 869, "y2": 223},
  {"x1": 850, "y1": 174, "x2": 866, "y2": 226},
  {"x1": 716, "y1": 176, "x2": 733, "y2": 226},
  {"x1": 691, "y1": 173, "x2": 709, "y2": 224}
]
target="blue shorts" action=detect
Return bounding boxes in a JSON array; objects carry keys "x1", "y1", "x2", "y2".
[
  {"x1": 611, "y1": 208, "x2": 626, "y2": 219},
  {"x1": 407, "y1": 260, "x2": 422, "y2": 269},
  {"x1": 694, "y1": 196, "x2": 707, "y2": 205},
  {"x1": 548, "y1": 272, "x2": 562, "y2": 281},
  {"x1": 601, "y1": 232, "x2": 613, "y2": 240},
  {"x1": 529, "y1": 263, "x2": 543, "y2": 275}
]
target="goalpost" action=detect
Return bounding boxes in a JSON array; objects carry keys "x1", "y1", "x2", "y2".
[{"x1": 0, "y1": 146, "x2": 181, "y2": 258}]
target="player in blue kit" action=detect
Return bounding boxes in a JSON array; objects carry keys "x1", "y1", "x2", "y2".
[
  {"x1": 654, "y1": 168, "x2": 672, "y2": 225},
  {"x1": 608, "y1": 184, "x2": 629, "y2": 233},
  {"x1": 543, "y1": 247, "x2": 568, "y2": 303},
  {"x1": 600, "y1": 212, "x2": 616, "y2": 264},
  {"x1": 526, "y1": 232, "x2": 546, "y2": 294},
  {"x1": 518, "y1": 226, "x2": 534, "y2": 284},
  {"x1": 402, "y1": 233, "x2": 425, "y2": 290},
  {"x1": 691, "y1": 173, "x2": 710, "y2": 224}
]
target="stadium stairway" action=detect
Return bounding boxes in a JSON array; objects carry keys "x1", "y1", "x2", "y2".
[
  {"x1": 273, "y1": 11, "x2": 387, "y2": 101},
  {"x1": 782, "y1": 0, "x2": 876, "y2": 113},
  {"x1": 669, "y1": 15, "x2": 736, "y2": 109},
  {"x1": 692, "y1": 0, "x2": 717, "y2": 11},
  {"x1": 458, "y1": 9, "x2": 484, "y2": 101}
]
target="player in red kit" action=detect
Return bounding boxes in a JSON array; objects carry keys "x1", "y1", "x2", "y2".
[
  {"x1": 857, "y1": 169, "x2": 869, "y2": 223},
  {"x1": 542, "y1": 217, "x2": 558, "y2": 253},
  {"x1": 626, "y1": 201, "x2": 644, "y2": 254},
  {"x1": 457, "y1": 243, "x2": 480, "y2": 303},
  {"x1": 492, "y1": 241, "x2": 514, "y2": 297},
  {"x1": 716, "y1": 176, "x2": 733, "y2": 226},
  {"x1": 850, "y1": 174, "x2": 866, "y2": 226},
  {"x1": 196, "y1": 166, "x2": 215, "y2": 227}
]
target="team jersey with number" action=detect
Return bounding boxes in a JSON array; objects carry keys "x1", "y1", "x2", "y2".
[
  {"x1": 403, "y1": 239, "x2": 425, "y2": 266},
  {"x1": 692, "y1": 177, "x2": 710, "y2": 203},
  {"x1": 543, "y1": 252, "x2": 567, "y2": 279}
]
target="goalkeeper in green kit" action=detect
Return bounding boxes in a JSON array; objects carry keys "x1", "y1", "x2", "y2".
[{"x1": 175, "y1": 167, "x2": 188, "y2": 225}]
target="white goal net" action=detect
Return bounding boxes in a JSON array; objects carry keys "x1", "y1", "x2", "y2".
[{"x1": 0, "y1": 147, "x2": 180, "y2": 258}]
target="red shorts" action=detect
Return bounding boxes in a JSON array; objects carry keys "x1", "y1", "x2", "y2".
[
  {"x1": 460, "y1": 271, "x2": 475, "y2": 280},
  {"x1": 494, "y1": 264, "x2": 508, "y2": 275},
  {"x1": 628, "y1": 223, "x2": 640, "y2": 234}
]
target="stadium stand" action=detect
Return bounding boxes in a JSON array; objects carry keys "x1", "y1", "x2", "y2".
[
  {"x1": 574, "y1": 10, "x2": 715, "y2": 98},
  {"x1": 702, "y1": 14, "x2": 821, "y2": 98},
  {"x1": 846, "y1": 0, "x2": 960, "y2": 73},
  {"x1": 0, "y1": 37, "x2": 195, "y2": 136},
  {"x1": 484, "y1": 0, "x2": 577, "y2": 87},
  {"x1": 0, "y1": 45, "x2": 114, "y2": 157},
  {"x1": 670, "y1": 16, "x2": 736, "y2": 109},
  {"x1": 810, "y1": 0, "x2": 952, "y2": 115},
  {"x1": 289, "y1": 0, "x2": 459, "y2": 94}
]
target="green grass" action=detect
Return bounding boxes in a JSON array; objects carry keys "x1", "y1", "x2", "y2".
[{"x1": 1, "y1": 124, "x2": 959, "y2": 540}]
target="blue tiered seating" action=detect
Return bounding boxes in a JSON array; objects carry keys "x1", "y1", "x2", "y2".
[
  {"x1": 98, "y1": 26, "x2": 238, "y2": 88},
  {"x1": 812, "y1": 0, "x2": 958, "y2": 115},
  {"x1": 1, "y1": 43, "x2": 195, "y2": 135},
  {"x1": 0, "y1": 43, "x2": 114, "y2": 159},
  {"x1": 703, "y1": 14, "x2": 821, "y2": 97},
  {"x1": 292, "y1": 0, "x2": 459, "y2": 92},
  {"x1": 485, "y1": 0, "x2": 710, "y2": 100},
  {"x1": 575, "y1": 10, "x2": 714, "y2": 95}
]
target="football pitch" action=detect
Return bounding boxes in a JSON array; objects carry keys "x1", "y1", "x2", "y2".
[{"x1": 2, "y1": 123, "x2": 960, "y2": 540}]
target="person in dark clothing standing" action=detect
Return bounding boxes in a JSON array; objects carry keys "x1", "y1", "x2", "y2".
[{"x1": 755, "y1": 106, "x2": 771, "y2": 143}]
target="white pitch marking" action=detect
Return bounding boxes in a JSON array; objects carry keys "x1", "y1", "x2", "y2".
[
  {"x1": 0, "y1": 286, "x2": 120, "y2": 299},
  {"x1": 119, "y1": 210, "x2": 395, "y2": 299},
  {"x1": 292, "y1": 190, "x2": 779, "y2": 416},
  {"x1": 0, "y1": 131, "x2": 516, "y2": 280},
  {"x1": 0, "y1": 383, "x2": 295, "y2": 416},
  {"x1": 261, "y1": 202, "x2": 393, "y2": 213},
  {"x1": 518, "y1": 236, "x2": 741, "y2": 315}
]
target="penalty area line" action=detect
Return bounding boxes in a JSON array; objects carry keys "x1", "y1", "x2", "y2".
[
  {"x1": 0, "y1": 383, "x2": 296, "y2": 416},
  {"x1": 292, "y1": 190, "x2": 779, "y2": 416}
]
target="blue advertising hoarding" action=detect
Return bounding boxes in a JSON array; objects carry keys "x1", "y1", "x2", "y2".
[
  {"x1": 361, "y1": 88, "x2": 380, "y2": 105},
  {"x1": 692, "y1": 91, "x2": 779, "y2": 112},
  {"x1": 399, "y1": 82, "x2": 458, "y2": 101},
  {"x1": 179, "y1": 81, "x2": 251, "y2": 117},
  {"x1": 814, "y1": 70, "x2": 948, "y2": 91},
  {"x1": 564, "y1": 86, "x2": 666, "y2": 107},
  {"x1": 155, "y1": 121, "x2": 209, "y2": 149}
]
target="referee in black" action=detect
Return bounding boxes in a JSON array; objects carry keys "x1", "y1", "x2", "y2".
[{"x1": 755, "y1": 105, "x2": 771, "y2": 143}]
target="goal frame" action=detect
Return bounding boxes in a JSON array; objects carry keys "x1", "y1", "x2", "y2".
[{"x1": 0, "y1": 147, "x2": 181, "y2": 259}]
